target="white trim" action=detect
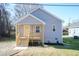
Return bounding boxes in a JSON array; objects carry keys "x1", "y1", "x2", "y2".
[
  {"x1": 30, "y1": 7, "x2": 40, "y2": 13},
  {"x1": 52, "y1": 24, "x2": 56, "y2": 32},
  {"x1": 30, "y1": 4, "x2": 43, "y2": 13},
  {"x1": 16, "y1": 14, "x2": 46, "y2": 25},
  {"x1": 31, "y1": 8, "x2": 62, "y2": 22},
  {"x1": 29, "y1": 14, "x2": 46, "y2": 25}
]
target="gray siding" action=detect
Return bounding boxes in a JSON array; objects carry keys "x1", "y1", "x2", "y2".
[{"x1": 31, "y1": 8, "x2": 63, "y2": 43}]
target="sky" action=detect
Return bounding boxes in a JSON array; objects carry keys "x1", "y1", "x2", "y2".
[
  {"x1": 44, "y1": 5, "x2": 79, "y2": 26},
  {"x1": 5, "y1": 4, "x2": 79, "y2": 26}
]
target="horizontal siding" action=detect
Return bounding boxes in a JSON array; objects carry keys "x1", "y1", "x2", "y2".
[{"x1": 32, "y1": 8, "x2": 63, "y2": 43}]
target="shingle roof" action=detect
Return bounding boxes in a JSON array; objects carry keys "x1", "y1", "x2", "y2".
[
  {"x1": 31, "y1": 8, "x2": 62, "y2": 22},
  {"x1": 16, "y1": 7, "x2": 62, "y2": 25}
]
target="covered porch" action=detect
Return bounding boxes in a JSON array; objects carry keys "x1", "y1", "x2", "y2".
[{"x1": 16, "y1": 15, "x2": 45, "y2": 47}]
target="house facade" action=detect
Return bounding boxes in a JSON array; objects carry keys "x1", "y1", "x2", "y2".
[
  {"x1": 68, "y1": 22, "x2": 79, "y2": 37},
  {"x1": 16, "y1": 4, "x2": 63, "y2": 46}
]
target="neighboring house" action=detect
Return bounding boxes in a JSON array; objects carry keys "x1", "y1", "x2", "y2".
[
  {"x1": 68, "y1": 21, "x2": 79, "y2": 37},
  {"x1": 16, "y1": 4, "x2": 63, "y2": 47}
]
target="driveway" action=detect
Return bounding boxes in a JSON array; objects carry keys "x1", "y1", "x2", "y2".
[{"x1": 0, "y1": 41, "x2": 22, "y2": 56}]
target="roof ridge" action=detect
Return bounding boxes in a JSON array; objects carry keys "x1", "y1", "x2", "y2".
[{"x1": 31, "y1": 7, "x2": 63, "y2": 22}]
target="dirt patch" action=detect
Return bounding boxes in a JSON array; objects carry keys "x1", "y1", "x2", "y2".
[
  {"x1": 0, "y1": 41, "x2": 22, "y2": 56},
  {"x1": 14, "y1": 46, "x2": 79, "y2": 56}
]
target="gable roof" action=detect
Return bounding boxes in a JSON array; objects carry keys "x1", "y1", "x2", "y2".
[
  {"x1": 16, "y1": 14, "x2": 45, "y2": 25},
  {"x1": 31, "y1": 8, "x2": 62, "y2": 22}
]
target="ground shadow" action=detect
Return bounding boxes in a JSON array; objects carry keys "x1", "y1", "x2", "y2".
[
  {"x1": 51, "y1": 44, "x2": 79, "y2": 51},
  {"x1": 46, "y1": 37, "x2": 79, "y2": 51}
]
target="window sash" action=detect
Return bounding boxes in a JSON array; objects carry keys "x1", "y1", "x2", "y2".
[{"x1": 35, "y1": 26, "x2": 40, "y2": 33}]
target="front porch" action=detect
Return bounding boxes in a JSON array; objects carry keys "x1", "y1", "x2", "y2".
[
  {"x1": 16, "y1": 24, "x2": 45, "y2": 47},
  {"x1": 15, "y1": 15, "x2": 45, "y2": 47}
]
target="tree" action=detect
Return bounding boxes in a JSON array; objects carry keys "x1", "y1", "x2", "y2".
[
  {"x1": 0, "y1": 3, "x2": 12, "y2": 37},
  {"x1": 14, "y1": 4, "x2": 28, "y2": 20},
  {"x1": 14, "y1": 3, "x2": 43, "y2": 21}
]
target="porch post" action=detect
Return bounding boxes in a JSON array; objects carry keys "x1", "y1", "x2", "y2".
[{"x1": 42, "y1": 25, "x2": 45, "y2": 46}]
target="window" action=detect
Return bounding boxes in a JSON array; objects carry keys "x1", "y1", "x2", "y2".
[
  {"x1": 36, "y1": 26, "x2": 40, "y2": 33},
  {"x1": 53, "y1": 25, "x2": 55, "y2": 31}
]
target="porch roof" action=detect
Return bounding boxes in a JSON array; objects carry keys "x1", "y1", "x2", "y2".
[{"x1": 16, "y1": 14, "x2": 45, "y2": 25}]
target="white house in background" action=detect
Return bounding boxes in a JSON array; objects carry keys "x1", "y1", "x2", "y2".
[
  {"x1": 16, "y1": 4, "x2": 63, "y2": 46},
  {"x1": 68, "y1": 21, "x2": 79, "y2": 37}
]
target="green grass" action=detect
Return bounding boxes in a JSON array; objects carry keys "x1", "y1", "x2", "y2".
[
  {"x1": 63, "y1": 37, "x2": 79, "y2": 50},
  {"x1": 52, "y1": 37, "x2": 79, "y2": 50},
  {"x1": 0, "y1": 37, "x2": 15, "y2": 42}
]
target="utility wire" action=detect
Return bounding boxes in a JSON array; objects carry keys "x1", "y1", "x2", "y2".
[{"x1": 26, "y1": 3, "x2": 79, "y2": 6}]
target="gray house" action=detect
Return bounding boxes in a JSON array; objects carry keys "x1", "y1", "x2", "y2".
[{"x1": 16, "y1": 4, "x2": 63, "y2": 46}]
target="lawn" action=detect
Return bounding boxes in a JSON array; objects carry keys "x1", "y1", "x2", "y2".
[{"x1": 0, "y1": 37, "x2": 79, "y2": 56}]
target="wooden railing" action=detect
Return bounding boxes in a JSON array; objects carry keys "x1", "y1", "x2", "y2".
[{"x1": 17, "y1": 33, "x2": 41, "y2": 40}]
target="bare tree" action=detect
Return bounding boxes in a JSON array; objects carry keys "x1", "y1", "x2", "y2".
[
  {"x1": 14, "y1": 3, "x2": 43, "y2": 21},
  {"x1": 0, "y1": 3, "x2": 12, "y2": 38}
]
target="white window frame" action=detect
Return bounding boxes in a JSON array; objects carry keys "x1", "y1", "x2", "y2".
[
  {"x1": 35, "y1": 25, "x2": 41, "y2": 33},
  {"x1": 52, "y1": 25, "x2": 56, "y2": 32}
]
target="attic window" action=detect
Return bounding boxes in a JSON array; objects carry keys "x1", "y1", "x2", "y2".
[
  {"x1": 53, "y1": 25, "x2": 55, "y2": 31},
  {"x1": 35, "y1": 26, "x2": 40, "y2": 33}
]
